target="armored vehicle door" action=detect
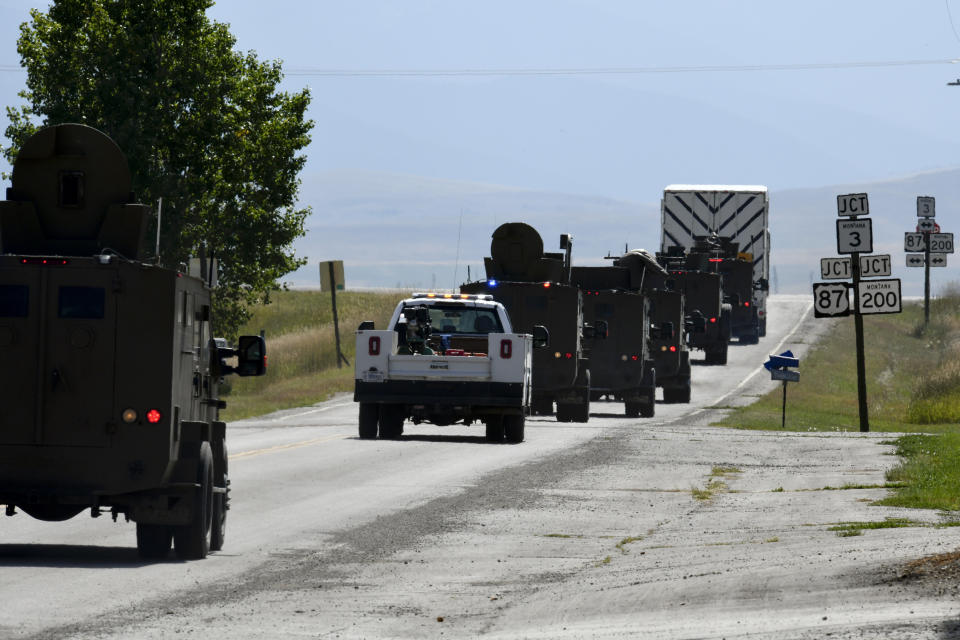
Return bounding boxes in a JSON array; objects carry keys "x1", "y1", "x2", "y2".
[
  {"x1": 41, "y1": 265, "x2": 118, "y2": 447},
  {"x1": 0, "y1": 266, "x2": 41, "y2": 444}
]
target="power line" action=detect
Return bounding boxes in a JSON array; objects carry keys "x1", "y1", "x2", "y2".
[
  {"x1": 947, "y1": 0, "x2": 960, "y2": 48},
  {"x1": 282, "y1": 59, "x2": 958, "y2": 78}
]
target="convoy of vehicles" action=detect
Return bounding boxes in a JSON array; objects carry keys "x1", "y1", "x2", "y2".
[
  {"x1": 0, "y1": 124, "x2": 267, "y2": 559},
  {"x1": 0, "y1": 127, "x2": 772, "y2": 561}
]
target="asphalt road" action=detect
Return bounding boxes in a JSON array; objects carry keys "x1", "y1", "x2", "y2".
[{"x1": 3, "y1": 294, "x2": 958, "y2": 639}]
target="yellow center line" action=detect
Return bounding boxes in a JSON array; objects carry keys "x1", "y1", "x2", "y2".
[{"x1": 230, "y1": 433, "x2": 350, "y2": 460}]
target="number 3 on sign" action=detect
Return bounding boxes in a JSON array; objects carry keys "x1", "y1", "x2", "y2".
[{"x1": 812, "y1": 282, "x2": 850, "y2": 318}]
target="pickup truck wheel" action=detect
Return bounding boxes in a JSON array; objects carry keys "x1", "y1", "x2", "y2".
[
  {"x1": 485, "y1": 416, "x2": 505, "y2": 442},
  {"x1": 379, "y1": 405, "x2": 405, "y2": 439},
  {"x1": 504, "y1": 415, "x2": 525, "y2": 443},
  {"x1": 358, "y1": 403, "x2": 379, "y2": 439}
]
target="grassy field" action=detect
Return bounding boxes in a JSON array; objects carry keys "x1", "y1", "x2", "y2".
[
  {"x1": 718, "y1": 287, "x2": 960, "y2": 511},
  {"x1": 219, "y1": 290, "x2": 405, "y2": 420}
]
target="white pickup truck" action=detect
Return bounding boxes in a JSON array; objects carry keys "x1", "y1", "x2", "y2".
[{"x1": 354, "y1": 293, "x2": 548, "y2": 443}]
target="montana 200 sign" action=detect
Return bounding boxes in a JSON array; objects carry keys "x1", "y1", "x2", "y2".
[{"x1": 856, "y1": 279, "x2": 902, "y2": 315}]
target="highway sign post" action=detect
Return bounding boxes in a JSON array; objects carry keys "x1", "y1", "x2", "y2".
[
  {"x1": 909, "y1": 197, "x2": 951, "y2": 326},
  {"x1": 814, "y1": 192, "x2": 904, "y2": 432},
  {"x1": 763, "y1": 351, "x2": 799, "y2": 428}
]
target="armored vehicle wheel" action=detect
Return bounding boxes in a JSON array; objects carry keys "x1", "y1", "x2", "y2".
[
  {"x1": 485, "y1": 416, "x2": 505, "y2": 442},
  {"x1": 379, "y1": 404, "x2": 405, "y2": 439},
  {"x1": 663, "y1": 378, "x2": 691, "y2": 404},
  {"x1": 174, "y1": 442, "x2": 214, "y2": 560},
  {"x1": 504, "y1": 415, "x2": 525, "y2": 443},
  {"x1": 625, "y1": 402, "x2": 641, "y2": 418},
  {"x1": 533, "y1": 397, "x2": 554, "y2": 415},
  {"x1": 555, "y1": 403, "x2": 573, "y2": 422},
  {"x1": 210, "y1": 477, "x2": 228, "y2": 552},
  {"x1": 572, "y1": 395, "x2": 590, "y2": 423},
  {"x1": 136, "y1": 523, "x2": 172, "y2": 559},
  {"x1": 358, "y1": 403, "x2": 379, "y2": 439},
  {"x1": 759, "y1": 317, "x2": 767, "y2": 337},
  {"x1": 705, "y1": 345, "x2": 728, "y2": 365},
  {"x1": 640, "y1": 392, "x2": 655, "y2": 418},
  {"x1": 740, "y1": 327, "x2": 760, "y2": 345}
]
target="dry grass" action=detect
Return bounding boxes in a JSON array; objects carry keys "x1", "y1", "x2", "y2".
[{"x1": 220, "y1": 289, "x2": 405, "y2": 420}]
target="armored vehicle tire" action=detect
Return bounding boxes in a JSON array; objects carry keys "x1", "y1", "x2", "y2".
[
  {"x1": 663, "y1": 379, "x2": 692, "y2": 404},
  {"x1": 759, "y1": 317, "x2": 767, "y2": 337},
  {"x1": 485, "y1": 416, "x2": 505, "y2": 442},
  {"x1": 640, "y1": 394, "x2": 655, "y2": 418},
  {"x1": 625, "y1": 402, "x2": 641, "y2": 418},
  {"x1": 210, "y1": 477, "x2": 228, "y2": 553},
  {"x1": 533, "y1": 397, "x2": 554, "y2": 415},
  {"x1": 705, "y1": 345, "x2": 728, "y2": 365},
  {"x1": 174, "y1": 442, "x2": 214, "y2": 560},
  {"x1": 358, "y1": 403, "x2": 379, "y2": 439},
  {"x1": 740, "y1": 327, "x2": 760, "y2": 345},
  {"x1": 136, "y1": 523, "x2": 172, "y2": 559},
  {"x1": 504, "y1": 414, "x2": 525, "y2": 443},
  {"x1": 379, "y1": 404, "x2": 405, "y2": 439},
  {"x1": 572, "y1": 395, "x2": 590, "y2": 423},
  {"x1": 555, "y1": 403, "x2": 573, "y2": 422}
]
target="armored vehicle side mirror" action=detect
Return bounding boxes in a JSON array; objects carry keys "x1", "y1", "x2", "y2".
[
  {"x1": 235, "y1": 335, "x2": 267, "y2": 377},
  {"x1": 358, "y1": 320, "x2": 375, "y2": 330},
  {"x1": 532, "y1": 325, "x2": 550, "y2": 349}
]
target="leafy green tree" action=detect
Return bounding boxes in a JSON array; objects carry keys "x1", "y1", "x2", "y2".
[{"x1": 3, "y1": 0, "x2": 312, "y2": 336}]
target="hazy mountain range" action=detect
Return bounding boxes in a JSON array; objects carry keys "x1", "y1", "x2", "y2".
[{"x1": 286, "y1": 167, "x2": 960, "y2": 297}]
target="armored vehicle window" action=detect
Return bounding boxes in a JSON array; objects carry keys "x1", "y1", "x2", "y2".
[
  {"x1": 0, "y1": 285, "x2": 28, "y2": 317},
  {"x1": 59, "y1": 286, "x2": 105, "y2": 319},
  {"x1": 59, "y1": 171, "x2": 85, "y2": 208}
]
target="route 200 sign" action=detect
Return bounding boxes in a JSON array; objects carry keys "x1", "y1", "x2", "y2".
[
  {"x1": 812, "y1": 282, "x2": 850, "y2": 318},
  {"x1": 856, "y1": 279, "x2": 901, "y2": 315}
]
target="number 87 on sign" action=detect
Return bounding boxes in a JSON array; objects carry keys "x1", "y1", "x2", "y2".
[{"x1": 813, "y1": 282, "x2": 851, "y2": 318}]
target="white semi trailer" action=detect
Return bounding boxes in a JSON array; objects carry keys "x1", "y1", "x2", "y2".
[{"x1": 660, "y1": 185, "x2": 771, "y2": 337}]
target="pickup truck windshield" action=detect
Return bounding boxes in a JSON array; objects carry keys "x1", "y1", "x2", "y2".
[{"x1": 424, "y1": 304, "x2": 503, "y2": 335}]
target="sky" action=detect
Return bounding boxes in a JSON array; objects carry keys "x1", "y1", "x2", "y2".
[
  {"x1": 0, "y1": 1, "x2": 959, "y2": 292},
  {"x1": 1, "y1": 1, "x2": 959, "y2": 200}
]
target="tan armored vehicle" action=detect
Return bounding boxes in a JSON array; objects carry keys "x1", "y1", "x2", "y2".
[{"x1": 0, "y1": 124, "x2": 266, "y2": 559}]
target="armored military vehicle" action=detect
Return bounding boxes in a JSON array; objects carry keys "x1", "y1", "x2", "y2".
[
  {"x1": 568, "y1": 265, "x2": 657, "y2": 417},
  {"x1": 656, "y1": 244, "x2": 730, "y2": 365},
  {"x1": 461, "y1": 223, "x2": 596, "y2": 422},
  {"x1": 696, "y1": 235, "x2": 765, "y2": 344},
  {"x1": 0, "y1": 124, "x2": 266, "y2": 560},
  {"x1": 611, "y1": 249, "x2": 692, "y2": 403}
]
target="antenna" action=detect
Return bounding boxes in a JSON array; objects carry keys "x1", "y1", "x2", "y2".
[
  {"x1": 155, "y1": 197, "x2": 163, "y2": 263},
  {"x1": 452, "y1": 209, "x2": 463, "y2": 290}
]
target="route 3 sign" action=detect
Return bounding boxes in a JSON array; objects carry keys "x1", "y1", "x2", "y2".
[
  {"x1": 856, "y1": 279, "x2": 901, "y2": 315},
  {"x1": 813, "y1": 282, "x2": 850, "y2": 318},
  {"x1": 917, "y1": 196, "x2": 935, "y2": 218},
  {"x1": 836, "y1": 218, "x2": 873, "y2": 254}
]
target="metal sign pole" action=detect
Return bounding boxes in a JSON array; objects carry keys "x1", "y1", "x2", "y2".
[
  {"x1": 924, "y1": 231, "x2": 931, "y2": 326},
  {"x1": 781, "y1": 380, "x2": 788, "y2": 429},
  {"x1": 851, "y1": 253, "x2": 869, "y2": 432}
]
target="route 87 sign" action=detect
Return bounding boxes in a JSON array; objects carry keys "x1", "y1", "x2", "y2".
[
  {"x1": 837, "y1": 218, "x2": 873, "y2": 254},
  {"x1": 813, "y1": 282, "x2": 850, "y2": 318}
]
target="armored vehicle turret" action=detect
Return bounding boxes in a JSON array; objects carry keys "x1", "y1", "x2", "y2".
[{"x1": 0, "y1": 124, "x2": 266, "y2": 560}]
